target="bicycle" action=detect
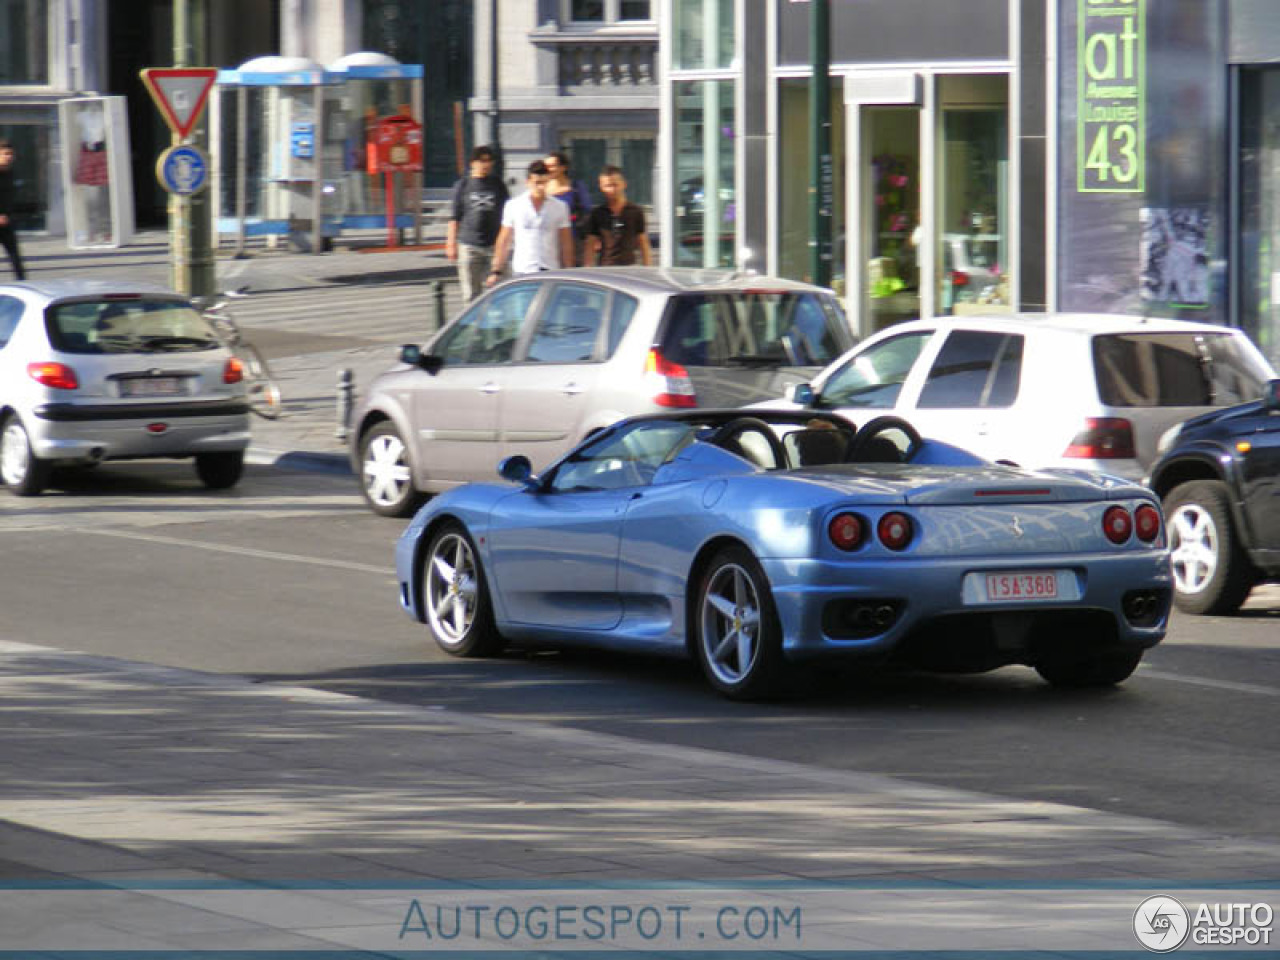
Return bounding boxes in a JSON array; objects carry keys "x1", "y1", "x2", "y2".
[{"x1": 196, "y1": 298, "x2": 283, "y2": 420}]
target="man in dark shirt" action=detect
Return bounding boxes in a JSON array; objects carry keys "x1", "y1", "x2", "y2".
[
  {"x1": 583, "y1": 166, "x2": 652, "y2": 267},
  {"x1": 446, "y1": 145, "x2": 509, "y2": 301},
  {"x1": 0, "y1": 141, "x2": 26, "y2": 281}
]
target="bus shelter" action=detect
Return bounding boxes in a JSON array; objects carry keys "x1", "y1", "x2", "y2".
[{"x1": 211, "y1": 53, "x2": 423, "y2": 255}]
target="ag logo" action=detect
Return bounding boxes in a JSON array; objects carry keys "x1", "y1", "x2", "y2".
[{"x1": 1134, "y1": 895, "x2": 1190, "y2": 952}]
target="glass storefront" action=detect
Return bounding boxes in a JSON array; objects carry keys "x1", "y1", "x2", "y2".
[
  {"x1": 776, "y1": 78, "x2": 846, "y2": 290},
  {"x1": 865, "y1": 107, "x2": 920, "y2": 331},
  {"x1": 0, "y1": 123, "x2": 50, "y2": 231},
  {"x1": 0, "y1": 0, "x2": 48, "y2": 85},
  {"x1": 1238, "y1": 67, "x2": 1280, "y2": 366},
  {"x1": 674, "y1": 79, "x2": 735, "y2": 268}
]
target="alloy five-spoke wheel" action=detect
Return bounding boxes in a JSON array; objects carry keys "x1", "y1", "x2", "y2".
[
  {"x1": 360, "y1": 422, "x2": 422, "y2": 517},
  {"x1": 695, "y1": 546, "x2": 784, "y2": 699},
  {"x1": 1164, "y1": 480, "x2": 1253, "y2": 615},
  {"x1": 423, "y1": 523, "x2": 500, "y2": 657}
]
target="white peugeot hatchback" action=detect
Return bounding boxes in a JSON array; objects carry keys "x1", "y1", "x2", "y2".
[
  {"x1": 0, "y1": 280, "x2": 251, "y2": 496},
  {"x1": 781, "y1": 313, "x2": 1276, "y2": 480}
]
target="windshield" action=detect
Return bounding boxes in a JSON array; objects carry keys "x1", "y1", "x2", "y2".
[
  {"x1": 47, "y1": 299, "x2": 220, "y2": 354},
  {"x1": 658, "y1": 291, "x2": 851, "y2": 368}
]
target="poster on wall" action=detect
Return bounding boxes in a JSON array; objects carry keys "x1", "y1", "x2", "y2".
[
  {"x1": 1139, "y1": 208, "x2": 1209, "y2": 307},
  {"x1": 1077, "y1": 0, "x2": 1145, "y2": 193}
]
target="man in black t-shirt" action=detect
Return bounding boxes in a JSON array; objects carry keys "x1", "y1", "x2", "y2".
[
  {"x1": 446, "y1": 145, "x2": 509, "y2": 301},
  {"x1": 583, "y1": 166, "x2": 652, "y2": 267}
]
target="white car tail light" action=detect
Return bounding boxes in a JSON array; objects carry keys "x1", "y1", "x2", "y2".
[{"x1": 644, "y1": 349, "x2": 696, "y2": 408}]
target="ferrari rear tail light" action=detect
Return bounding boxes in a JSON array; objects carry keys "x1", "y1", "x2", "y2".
[
  {"x1": 877, "y1": 511, "x2": 914, "y2": 551},
  {"x1": 223, "y1": 357, "x2": 245, "y2": 384},
  {"x1": 1064, "y1": 417, "x2": 1136, "y2": 459},
  {"x1": 1103, "y1": 505, "x2": 1133, "y2": 544},
  {"x1": 828, "y1": 512, "x2": 864, "y2": 551},
  {"x1": 1134, "y1": 503, "x2": 1162, "y2": 543},
  {"x1": 27, "y1": 362, "x2": 79, "y2": 390},
  {"x1": 644, "y1": 349, "x2": 696, "y2": 408}
]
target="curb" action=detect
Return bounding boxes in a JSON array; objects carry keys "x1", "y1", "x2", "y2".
[{"x1": 246, "y1": 446, "x2": 352, "y2": 475}]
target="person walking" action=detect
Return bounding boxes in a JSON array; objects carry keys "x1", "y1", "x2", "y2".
[
  {"x1": 486, "y1": 160, "x2": 574, "y2": 286},
  {"x1": 544, "y1": 150, "x2": 591, "y2": 265},
  {"x1": 583, "y1": 166, "x2": 652, "y2": 267},
  {"x1": 0, "y1": 141, "x2": 27, "y2": 281},
  {"x1": 445, "y1": 145, "x2": 508, "y2": 301}
]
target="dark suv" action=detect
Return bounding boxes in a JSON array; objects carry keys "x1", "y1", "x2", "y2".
[{"x1": 1145, "y1": 379, "x2": 1280, "y2": 614}]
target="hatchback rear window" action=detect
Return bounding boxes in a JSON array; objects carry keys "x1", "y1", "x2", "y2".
[
  {"x1": 47, "y1": 299, "x2": 220, "y2": 354},
  {"x1": 658, "y1": 291, "x2": 850, "y2": 368},
  {"x1": 1093, "y1": 332, "x2": 1271, "y2": 407}
]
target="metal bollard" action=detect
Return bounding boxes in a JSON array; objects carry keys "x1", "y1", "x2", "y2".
[
  {"x1": 429, "y1": 280, "x2": 446, "y2": 335},
  {"x1": 336, "y1": 368, "x2": 355, "y2": 442}
]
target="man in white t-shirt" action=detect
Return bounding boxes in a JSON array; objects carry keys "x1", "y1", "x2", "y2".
[{"x1": 486, "y1": 160, "x2": 575, "y2": 286}]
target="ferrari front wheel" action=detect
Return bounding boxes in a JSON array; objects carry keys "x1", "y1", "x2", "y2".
[
  {"x1": 695, "y1": 546, "x2": 786, "y2": 700},
  {"x1": 422, "y1": 522, "x2": 501, "y2": 658}
]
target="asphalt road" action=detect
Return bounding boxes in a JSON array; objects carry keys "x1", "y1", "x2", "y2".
[{"x1": 3, "y1": 460, "x2": 1278, "y2": 845}]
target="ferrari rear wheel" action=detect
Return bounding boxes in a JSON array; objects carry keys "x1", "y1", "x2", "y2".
[
  {"x1": 1034, "y1": 648, "x2": 1143, "y2": 688},
  {"x1": 423, "y1": 522, "x2": 501, "y2": 658},
  {"x1": 695, "y1": 546, "x2": 786, "y2": 700}
]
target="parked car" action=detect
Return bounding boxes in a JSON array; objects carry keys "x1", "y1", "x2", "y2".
[
  {"x1": 350, "y1": 268, "x2": 855, "y2": 516},
  {"x1": 0, "y1": 280, "x2": 251, "y2": 496},
  {"x1": 1145, "y1": 378, "x2": 1280, "y2": 615},
  {"x1": 393, "y1": 408, "x2": 1171, "y2": 699},
  {"x1": 775, "y1": 313, "x2": 1276, "y2": 480}
]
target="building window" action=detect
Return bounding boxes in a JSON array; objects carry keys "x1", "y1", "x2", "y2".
[
  {"x1": 0, "y1": 0, "x2": 49, "y2": 85},
  {"x1": 566, "y1": 0, "x2": 651, "y2": 24},
  {"x1": 559, "y1": 133, "x2": 656, "y2": 210},
  {"x1": 939, "y1": 106, "x2": 1008, "y2": 314},
  {"x1": 673, "y1": 0, "x2": 734, "y2": 70},
  {"x1": 675, "y1": 80, "x2": 735, "y2": 268}
]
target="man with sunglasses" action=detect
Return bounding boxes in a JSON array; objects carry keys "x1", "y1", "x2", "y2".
[{"x1": 583, "y1": 166, "x2": 652, "y2": 267}]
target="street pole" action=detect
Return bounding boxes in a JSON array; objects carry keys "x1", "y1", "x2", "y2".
[
  {"x1": 808, "y1": 0, "x2": 833, "y2": 288},
  {"x1": 172, "y1": 0, "x2": 216, "y2": 297}
]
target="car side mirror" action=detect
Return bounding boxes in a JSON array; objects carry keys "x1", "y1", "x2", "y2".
[
  {"x1": 498, "y1": 455, "x2": 538, "y2": 489},
  {"x1": 399, "y1": 343, "x2": 443, "y2": 374},
  {"x1": 787, "y1": 382, "x2": 815, "y2": 407},
  {"x1": 1262, "y1": 379, "x2": 1280, "y2": 411}
]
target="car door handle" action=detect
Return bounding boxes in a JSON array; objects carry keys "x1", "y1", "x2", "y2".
[
  {"x1": 480, "y1": 382, "x2": 501, "y2": 395},
  {"x1": 562, "y1": 382, "x2": 584, "y2": 396}
]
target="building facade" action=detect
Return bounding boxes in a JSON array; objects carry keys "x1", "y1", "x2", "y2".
[{"x1": 660, "y1": 0, "x2": 1280, "y2": 366}]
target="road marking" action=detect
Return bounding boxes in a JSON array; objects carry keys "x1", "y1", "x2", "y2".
[
  {"x1": 83, "y1": 527, "x2": 392, "y2": 576},
  {"x1": 1140, "y1": 668, "x2": 1280, "y2": 698}
]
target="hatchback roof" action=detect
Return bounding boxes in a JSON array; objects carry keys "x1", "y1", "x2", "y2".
[
  {"x1": 882, "y1": 312, "x2": 1244, "y2": 337},
  {"x1": 0, "y1": 278, "x2": 184, "y2": 302},
  {"x1": 499, "y1": 267, "x2": 831, "y2": 297}
]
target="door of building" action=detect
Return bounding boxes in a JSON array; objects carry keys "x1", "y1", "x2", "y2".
[{"x1": 1237, "y1": 67, "x2": 1280, "y2": 370}]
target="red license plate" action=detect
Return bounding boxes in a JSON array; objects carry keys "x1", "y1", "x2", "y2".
[{"x1": 985, "y1": 571, "x2": 1060, "y2": 601}]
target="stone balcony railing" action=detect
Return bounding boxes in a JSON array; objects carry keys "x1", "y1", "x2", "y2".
[{"x1": 531, "y1": 29, "x2": 658, "y2": 91}]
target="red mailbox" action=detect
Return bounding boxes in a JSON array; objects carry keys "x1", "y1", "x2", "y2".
[{"x1": 367, "y1": 115, "x2": 423, "y2": 175}]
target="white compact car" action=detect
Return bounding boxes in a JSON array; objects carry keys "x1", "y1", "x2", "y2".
[
  {"x1": 778, "y1": 313, "x2": 1276, "y2": 479},
  {"x1": 0, "y1": 280, "x2": 251, "y2": 496}
]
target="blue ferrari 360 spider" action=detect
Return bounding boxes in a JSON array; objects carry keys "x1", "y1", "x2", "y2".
[{"x1": 394, "y1": 410, "x2": 1171, "y2": 699}]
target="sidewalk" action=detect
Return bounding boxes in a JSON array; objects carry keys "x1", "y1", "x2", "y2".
[{"x1": 17, "y1": 227, "x2": 462, "y2": 472}]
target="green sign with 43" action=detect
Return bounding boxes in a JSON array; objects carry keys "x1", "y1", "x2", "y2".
[{"x1": 1077, "y1": 0, "x2": 1145, "y2": 193}]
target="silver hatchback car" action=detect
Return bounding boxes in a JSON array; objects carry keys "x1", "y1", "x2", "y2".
[
  {"x1": 0, "y1": 280, "x2": 251, "y2": 496},
  {"x1": 350, "y1": 268, "x2": 855, "y2": 515}
]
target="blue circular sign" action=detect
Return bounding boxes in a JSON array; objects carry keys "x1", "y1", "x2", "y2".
[{"x1": 156, "y1": 145, "x2": 209, "y2": 196}]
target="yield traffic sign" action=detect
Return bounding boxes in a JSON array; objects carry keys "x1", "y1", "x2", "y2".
[{"x1": 140, "y1": 67, "x2": 218, "y2": 139}]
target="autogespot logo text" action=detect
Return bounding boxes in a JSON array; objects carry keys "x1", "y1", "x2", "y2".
[{"x1": 1133, "y1": 895, "x2": 1190, "y2": 952}]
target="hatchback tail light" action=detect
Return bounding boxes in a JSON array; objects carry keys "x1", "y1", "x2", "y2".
[
  {"x1": 948, "y1": 270, "x2": 970, "y2": 288},
  {"x1": 1134, "y1": 503, "x2": 1162, "y2": 543},
  {"x1": 1064, "y1": 417, "x2": 1136, "y2": 459},
  {"x1": 644, "y1": 349, "x2": 696, "y2": 408},
  {"x1": 27, "y1": 362, "x2": 79, "y2": 390},
  {"x1": 223, "y1": 357, "x2": 245, "y2": 384},
  {"x1": 877, "y1": 511, "x2": 914, "y2": 551},
  {"x1": 1103, "y1": 505, "x2": 1133, "y2": 544}
]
